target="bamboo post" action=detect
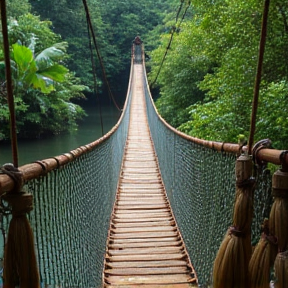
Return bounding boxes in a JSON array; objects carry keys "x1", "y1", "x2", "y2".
[{"x1": 272, "y1": 162, "x2": 288, "y2": 288}]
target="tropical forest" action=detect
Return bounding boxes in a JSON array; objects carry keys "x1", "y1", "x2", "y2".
[{"x1": 1, "y1": 0, "x2": 288, "y2": 149}]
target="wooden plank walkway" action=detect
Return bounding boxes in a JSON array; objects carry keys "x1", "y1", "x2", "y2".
[{"x1": 103, "y1": 64, "x2": 197, "y2": 287}]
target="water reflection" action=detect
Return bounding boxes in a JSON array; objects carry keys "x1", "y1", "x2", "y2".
[{"x1": 0, "y1": 105, "x2": 120, "y2": 166}]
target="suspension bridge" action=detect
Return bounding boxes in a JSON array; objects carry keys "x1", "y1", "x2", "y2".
[{"x1": 0, "y1": 43, "x2": 287, "y2": 288}]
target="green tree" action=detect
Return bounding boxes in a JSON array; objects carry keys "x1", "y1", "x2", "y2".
[
  {"x1": 0, "y1": 14, "x2": 86, "y2": 140},
  {"x1": 150, "y1": 0, "x2": 288, "y2": 149}
]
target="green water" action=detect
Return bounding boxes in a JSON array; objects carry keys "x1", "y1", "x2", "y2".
[{"x1": 0, "y1": 105, "x2": 120, "y2": 167}]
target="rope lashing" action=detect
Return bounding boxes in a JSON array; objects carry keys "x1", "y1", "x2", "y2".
[
  {"x1": 0, "y1": 164, "x2": 40, "y2": 288},
  {"x1": 252, "y1": 138, "x2": 272, "y2": 167},
  {"x1": 229, "y1": 226, "x2": 245, "y2": 238},
  {"x1": 0, "y1": 164, "x2": 23, "y2": 192},
  {"x1": 260, "y1": 218, "x2": 278, "y2": 246}
]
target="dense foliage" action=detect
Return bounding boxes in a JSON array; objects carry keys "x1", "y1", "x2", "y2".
[
  {"x1": 149, "y1": 0, "x2": 288, "y2": 149},
  {"x1": 1, "y1": 0, "x2": 287, "y2": 148},
  {"x1": 0, "y1": 2, "x2": 86, "y2": 140},
  {"x1": 29, "y1": 0, "x2": 174, "y2": 99},
  {"x1": 0, "y1": 0, "x2": 174, "y2": 140}
]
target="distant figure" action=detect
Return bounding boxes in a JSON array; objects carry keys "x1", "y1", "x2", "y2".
[{"x1": 133, "y1": 35, "x2": 142, "y2": 45}]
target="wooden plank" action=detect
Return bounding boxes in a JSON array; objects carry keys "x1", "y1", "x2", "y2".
[
  {"x1": 113, "y1": 212, "x2": 172, "y2": 218},
  {"x1": 106, "y1": 253, "x2": 186, "y2": 262},
  {"x1": 105, "y1": 274, "x2": 193, "y2": 285},
  {"x1": 105, "y1": 259, "x2": 188, "y2": 269},
  {"x1": 115, "y1": 204, "x2": 168, "y2": 210},
  {"x1": 117, "y1": 196, "x2": 166, "y2": 201},
  {"x1": 111, "y1": 226, "x2": 176, "y2": 234},
  {"x1": 109, "y1": 231, "x2": 179, "y2": 239},
  {"x1": 112, "y1": 220, "x2": 174, "y2": 227},
  {"x1": 108, "y1": 240, "x2": 182, "y2": 249},
  {"x1": 109, "y1": 236, "x2": 180, "y2": 244},
  {"x1": 112, "y1": 217, "x2": 173, "y2": 224},
  {"x1": 108, "y1": 246, "x2": 184, "y2": 256},
  {"x1": 115, "y1": 209, "x2": 171, "y2": 214},
  {"x1": 105, "y1": 266, "x2": 189, "y2": 276},
  {"x1": 105, "y1": 284, "x2": 195, "y2": 288},
  {"x1": 116, "y1": 200, "x2": 166, "y2": 205}
]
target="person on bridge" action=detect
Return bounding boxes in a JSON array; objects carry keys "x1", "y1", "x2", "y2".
[{"x1": 133, "y1": 35, "x2": 142, "y2": 45}]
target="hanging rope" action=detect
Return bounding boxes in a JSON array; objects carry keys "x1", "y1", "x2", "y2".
[
  {"x1": 248, "y1": 0, "x2": 270, "y2": 156},
  {"x1": 175, "y1": 0, "x2": 185, "y2": 23},
  {"x1": 82, "y1": 0, "x2": 121, "y2": 112},
  {"x1": 149, "y1": 1, "x2": 191, "y2": 88},
  {"x1": 86, "y1": 18, "x2": 104, "y2": 136},
  {"x1": 0, "y1": 0, "x2": 19, "y2": 168}
]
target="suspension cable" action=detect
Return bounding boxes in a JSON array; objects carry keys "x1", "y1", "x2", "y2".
[
  {"x1": 86, "y1": 18, "x2": 104, "y2": 136},
  {"x1": 150, "y1": 1, "x2": 191, "y2": 88},
  {"x1": 175, "y1": 0, "x2": 185, "y2": 23},
  {"x1": 248, "y1": 0, "x2": 270, "y2": 155},
  {"x1": 1, "y1": 0, "x2": 19, "y2": 167},
  {"x1": 82, "y1": 0, "x2": 121, "y2": 112}
]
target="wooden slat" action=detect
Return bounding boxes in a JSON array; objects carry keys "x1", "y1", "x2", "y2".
[
  {"x1": 105, "y1": 260, "x2": 188, "y2": 269},
  {"x1": 105, "y1": 274, "x2": 193, "y2": 285},
  {"x1": 103, "y1": 64, "x2": 196, "y2": 287},
  {"x1": 108, "y1": 240, "x2": 182, "y2": 249},
  {"x1": 108, "y1": 246, "x2": 184, "y2": 256}
]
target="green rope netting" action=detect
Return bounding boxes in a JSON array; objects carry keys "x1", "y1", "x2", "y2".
[{"x1": 143, "y1": 66, "x2": 272, "y2": 287}]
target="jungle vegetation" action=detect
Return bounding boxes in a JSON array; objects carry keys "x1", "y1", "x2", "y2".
[
  {"x1": 0, "y1": 0, "x2": 174, "y2": 140},
  {"x1": 149, "y1": 0, "x2": 288, "y2": 149},
  {"x1": 0, "y1": 0, "x2": 287, "y2": 150}
]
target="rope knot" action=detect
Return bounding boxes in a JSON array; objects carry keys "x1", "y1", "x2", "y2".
[
  {"x1": 2, "y1": 192, "x2": 33, "y2": 217},
  {"x1": 236, "y1": 177, "x2": 255, "y2": 188},
  {"x1": 278, "y1": 250, "x2": 288, "y2": 259},
  {"x1": 229, "y1": 226, "x2": 245, "y2": 237},
  {"x1": 0, "y1": 163, "x2": 23, "y2": 193},
  {"x1": 252, "y1": 138, "x2": 272, "y2": 167}
]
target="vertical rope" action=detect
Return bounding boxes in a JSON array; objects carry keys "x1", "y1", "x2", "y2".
[
  {"x1": 86, "y1": 18, "x2": 104, "y2": 136},
  {"x1": 0, "y1": 0, "x2": 19, "y2": 167},
  {"x1": 82, "y1": 0, "x2": 121, "y2": 112},
  {"x1": 248, "y1": 0, "x2": 270, "y2": 156}
]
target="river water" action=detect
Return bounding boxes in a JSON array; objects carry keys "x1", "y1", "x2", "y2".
[{"x1": 0, "y1": 105, "x2": 120, "y2": 167}]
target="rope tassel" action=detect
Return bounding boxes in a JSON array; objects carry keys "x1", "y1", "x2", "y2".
[
  {"x1": 271, "y1": 167, "x2": 288, "y2": 288},
  {"x1": 213, "y1": 154, "x2": 255, "y2": 288},
  {"x1": 1, "y1": 165, "x2": 40, "y2": 288},
  {"x1": 249, "y1": 219, "x2": 278, "y2": 288}
]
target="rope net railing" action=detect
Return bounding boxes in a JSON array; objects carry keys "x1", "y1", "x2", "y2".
[
  {"x1": 142, "y1": 51, "x2": 287, "y2": 286},
  {"x1": 0, "y1": 60, "x2": 134, "y2": 288}
]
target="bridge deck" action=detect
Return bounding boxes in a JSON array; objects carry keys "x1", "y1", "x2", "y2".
[{"x1": 103, "y1": 64, "x2": 196, "y2": 287}]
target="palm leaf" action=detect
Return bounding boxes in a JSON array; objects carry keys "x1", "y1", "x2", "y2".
[
  {"x1": 39, "y1": 64, "x2": 68, "y2": 83},
  {"x1": 35, "y1": 42, "x2": 68, "y2": 70},
  {"x1": 12, "y1": 44, "x2": 34, "y2": 77}
]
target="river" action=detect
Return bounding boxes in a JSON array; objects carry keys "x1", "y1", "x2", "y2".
[{"x1": 0, "y1": 104, "x2": 120, "y2": 167}]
